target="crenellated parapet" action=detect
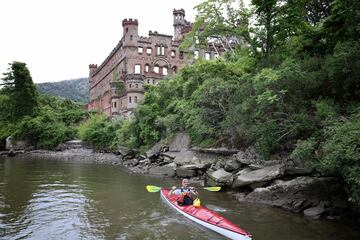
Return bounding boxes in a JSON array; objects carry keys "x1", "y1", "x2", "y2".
[
  {"x1": 173, "y1": 8, "x2": 185, "y2": 16},
  {"x1": 149, "y1": 30, "x2": 173, "y2": 39},
  {"x1": 122, "y1": 18, "x2": 138, "y2": 26},
  {"x1": 138, "y1": 36, "x2": 151, "y2": 43}
]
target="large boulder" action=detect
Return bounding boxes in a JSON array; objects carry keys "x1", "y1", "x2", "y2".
[
  {"x1": 206, "y1": 168, "x2": 233, "y2": 186},
  {"x1": 168, "y1": 132, "x2": 191, "y2": 152},
  {"x1": 284, "y1": 160, "x2": 313, "y2": 176},
  {"x1": 169, "y1": 150, "x2": 218, "y2": 166},
  {"x1": 237, "y1": 176, "x2": 347, "y2": 213},
  {"x1": 234, "y1": 147, "x2": 261, "y2": 165},
  {"x1": 170, "y1": 150, "x2": 198, "y2": 165},
  {"x1": 149, "y1": 163, "x2": 176, "y2": 177},
  {"x1": 146, "y1": 141, "x2": 163, "y2": 158},
  {"x1": 232, "y1": 164, "x2": 284, "y2": 188},
  {"x1": 180, "y1": 163, "x2": 209, "y2": 170},
  {"x1": 175, "y1": 163, "x2": 212, "y2": 177},
  {"x1": 284, "y1": 166, "x2": 313, "y2": 176},
  {"x1": 224, "y1": 158, "x2": 241, "y2": 172},
  {"x1": 176, "y1": 167, "x2": 196, "y2": 178},
  {"x1": 192, "y1": 147, "x2": 239, "y2": 155},
  {"x1": 303, "y1": 203, "x2": 326, "y2": 219}
]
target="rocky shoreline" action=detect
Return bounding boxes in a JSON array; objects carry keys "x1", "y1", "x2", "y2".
[{"x1": 2, "y1": 135, "x2": 358, "y2": 221}]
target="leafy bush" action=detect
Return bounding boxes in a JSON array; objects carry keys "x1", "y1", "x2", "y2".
[
  {"x1": 319, "y1": 110, "x2": 360, "y2": 201},
  {"x1": 112, "y1": 118, "x2": 138, "y2": 149},
  {"x1": 290, "y1": 138, "x2": 317, "y2": 162},
  {"x1": 79, "y1": 114, "x2": 118, "y2": 149},
  {"x1": 13, "y1": 111, "x2": 77, "y2": 149}
]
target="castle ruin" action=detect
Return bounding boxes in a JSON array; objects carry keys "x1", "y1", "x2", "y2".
[{"x1": 88, "y1": 9, "x2": 224, "y2": 117}]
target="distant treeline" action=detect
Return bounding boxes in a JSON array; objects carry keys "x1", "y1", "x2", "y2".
[{"x1": 37, "y1": 78, "x2": 89, "y2": 103}]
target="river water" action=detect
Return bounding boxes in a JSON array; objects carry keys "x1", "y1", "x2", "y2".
[{"x1": 1, "y1": 156, "x2": 359, "y2": 240}]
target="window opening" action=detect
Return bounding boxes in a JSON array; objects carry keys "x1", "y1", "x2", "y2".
[
  {"x1": 154, "y1": 66, "x2": 159, "y2": 73},
  {"x1": 163, "y1": 67, "x2": 168, "y2": 76},
  {"x1": 134, "y1": 64, "x2": 141, "y2": 74}
]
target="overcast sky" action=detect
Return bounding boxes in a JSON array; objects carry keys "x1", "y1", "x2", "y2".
[{"x1": 0, "y1": 0, "x2": 203, "y2": 83}]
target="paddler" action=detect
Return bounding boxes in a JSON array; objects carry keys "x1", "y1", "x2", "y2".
[{"x1": 169, "y1": 178, "x2": 199, "y2": 206}]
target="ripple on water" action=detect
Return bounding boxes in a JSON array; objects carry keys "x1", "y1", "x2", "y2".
[{"x1": 1, "y1": 182, "x2": 94, "y2": 240}]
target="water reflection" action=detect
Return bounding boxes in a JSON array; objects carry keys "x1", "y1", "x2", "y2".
[{"x1": 1, "y1": 156, "x2": 360, "y2": 240}]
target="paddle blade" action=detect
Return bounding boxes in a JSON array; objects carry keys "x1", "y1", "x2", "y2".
[
  {"x1": 203, "y1": 186, "x2": 221, "y2": 192},
  {"x1": 146, "y1": 185, "x2": 161, "y2": 193}
]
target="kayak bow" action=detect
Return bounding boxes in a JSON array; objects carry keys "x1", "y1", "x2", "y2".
[{"x1": 160, "y1": 189, "x2": 252, "y2": 240}]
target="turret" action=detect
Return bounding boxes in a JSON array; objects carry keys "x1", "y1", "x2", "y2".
[
  {"x1": 88, "y1": 64, "x2": 97, "y2": 86},
  {"x1": 173, "y1": 9, "x2": 186, "y2": 40},
  {"x1": 122, "y1": 18, "x2": 138, "y2": 46},
  {"x1": 88, "y1": 64, "x2": 97, "y2": 77}
]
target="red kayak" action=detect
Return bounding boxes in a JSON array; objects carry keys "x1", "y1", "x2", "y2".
[{"x1": 160, "y1": 189, "x2": 252, "y2": 240}]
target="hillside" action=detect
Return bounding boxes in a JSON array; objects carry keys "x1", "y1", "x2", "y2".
[{"x1": 37, "y1": 78, "x2": 89, "y2": 103}]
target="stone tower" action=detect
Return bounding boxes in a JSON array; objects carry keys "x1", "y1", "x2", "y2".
[
  {"x1": 173, "y1": 9, "x2": 185, "y2": 41},
  {"x1": 122, "y1": 18, "x2": 139, "y2": 46}
]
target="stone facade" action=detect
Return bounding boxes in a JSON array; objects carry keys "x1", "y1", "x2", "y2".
[{"x1": 88, "y1": 9, "x2": 223, "y2": 117}]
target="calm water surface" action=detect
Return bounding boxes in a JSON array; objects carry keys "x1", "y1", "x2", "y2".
[{"x1": 1, "y1": 156, "x2": 360, "y2": 240}]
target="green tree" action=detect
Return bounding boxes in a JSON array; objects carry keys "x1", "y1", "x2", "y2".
[{"x1": 1, "y1": 61, "x2": 39, "y2": 121}]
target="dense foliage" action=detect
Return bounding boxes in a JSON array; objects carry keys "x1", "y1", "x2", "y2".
[
  {"x1": 11, "y1": 95, "x2": 85, "y2": 148},
  {"x1": 0, "y1": 62, "x2": 85, "y2": 149},
  {"x1": 94, "y1": 0, "x2": 359, "y2": 200},
  {"x1": 37, "y1": 78, "x2": 89, "y2": 103},
  {"x1": 78, "y1": 114, "x2": 118, "y2": 150}
]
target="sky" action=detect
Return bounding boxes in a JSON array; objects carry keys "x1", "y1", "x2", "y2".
[{"x1": 0, "y1": 0, "x2": 203, "y2": 83}]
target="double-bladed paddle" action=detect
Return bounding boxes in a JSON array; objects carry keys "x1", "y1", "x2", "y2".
[{"x1": 146, "y1": 185, "x2": 221, "y2": 193}]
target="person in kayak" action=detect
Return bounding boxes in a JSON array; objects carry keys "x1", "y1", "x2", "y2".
[{"x1": 168, "y1": 178, "x2": 199, "y2": 206}]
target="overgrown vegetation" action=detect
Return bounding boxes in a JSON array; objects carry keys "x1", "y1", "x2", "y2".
[
  {"x1": 82, "y1": 0, "x2": 358, "y2": 200},
  {"x1": 0, "y1": 62, "x2": 85, "y2": 149}
]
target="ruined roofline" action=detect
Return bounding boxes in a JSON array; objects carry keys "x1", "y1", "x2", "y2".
[
  {"x1": 91, "y1": 40, "x2": 123, "y2": 77},
  {"x1": 148, "y1": 30, "x2": 173, "y2": 38}
]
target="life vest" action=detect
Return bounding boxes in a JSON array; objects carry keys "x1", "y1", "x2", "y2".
[{"x1": 177, "y1": 188, "x2": 193, "y2": 206}]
